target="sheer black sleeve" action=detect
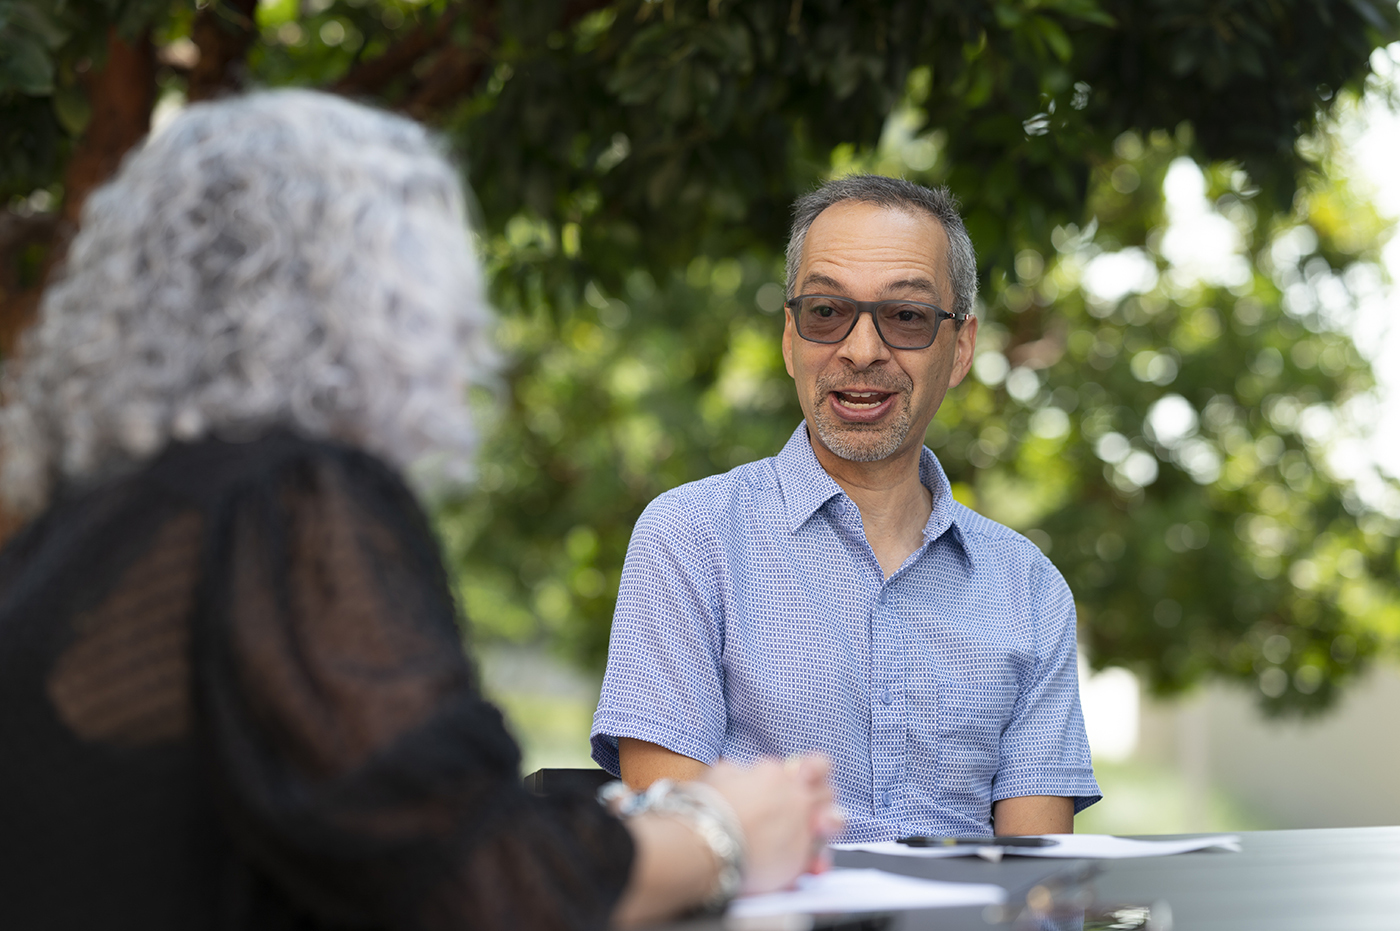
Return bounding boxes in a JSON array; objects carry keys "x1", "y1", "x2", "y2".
[{"x1": 194, "y1": 444, "x2": 633, "y2": 930}]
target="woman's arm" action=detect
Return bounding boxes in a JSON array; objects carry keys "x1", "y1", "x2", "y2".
[
  {"x1": 206, "y1": 446, "x2": 839, "y2": 929},
  {"x1": 611, "y1": 756, "x2": 841, "y2": 926},
  {"x1": 612, "y1": 812, "x2": 721, "y2": 928}
]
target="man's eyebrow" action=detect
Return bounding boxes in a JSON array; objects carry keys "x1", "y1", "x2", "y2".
[
  {"x1": 799, "y1": 274, "x2": 943, "y2": 301},
  {"x1": 880, "y1": 277, "x2": 941, "y2": 299},
  {"x1": 800, "y1": 273, "x2": 847, "y2": 294}
]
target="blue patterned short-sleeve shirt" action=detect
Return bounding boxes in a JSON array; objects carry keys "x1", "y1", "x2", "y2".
[{"x1": 591, "y1": 423, "x2": 1100, "y2": 841}]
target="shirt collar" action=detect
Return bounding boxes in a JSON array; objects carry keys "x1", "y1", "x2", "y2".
[
  {"x1": 773, "y1": 422, "x2": 974, "y2": 566},
  {"x1": 774, "y1": 423, "x2": 846, "y2": 533},
  {"x1": 918, "y1": 440, "x2": 975, "y2": 569}
]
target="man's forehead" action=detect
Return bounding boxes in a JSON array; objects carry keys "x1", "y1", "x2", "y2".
[{"x1": 798, "y1": 202, "x2": 951, "y2": 297}]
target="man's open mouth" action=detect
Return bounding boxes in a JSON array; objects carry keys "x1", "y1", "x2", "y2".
[{"x1": 834, "y1": 390, "x2": 891, "y2": 410}]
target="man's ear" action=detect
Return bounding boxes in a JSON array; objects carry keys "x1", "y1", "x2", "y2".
[
  {"x1": 782, "y1": 309, "x2": 797, "y2": 378},
  {"x1": 947, "y1": 315, "x2": 979, "y2": 388}
]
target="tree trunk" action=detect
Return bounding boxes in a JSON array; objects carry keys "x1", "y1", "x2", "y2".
[
  {"x1": 0, "y1": 27, "x2": 157, "y2": 360},
  {"x1": 0, "y1": 27, "x2": 156, "y2": 544}
]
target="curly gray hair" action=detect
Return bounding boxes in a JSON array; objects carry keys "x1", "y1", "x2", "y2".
[{"x1": 0, "y1": 89, "x2": 493, "y2": 515}]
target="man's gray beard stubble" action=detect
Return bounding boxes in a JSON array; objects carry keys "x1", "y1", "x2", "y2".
[{"x1": 809, "y1": 371, "x2": 913, "y2": 462}]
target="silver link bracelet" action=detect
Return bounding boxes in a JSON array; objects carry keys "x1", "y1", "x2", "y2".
[{"x1": 599, "y1": 778, "x2": 747, "y2": 913}]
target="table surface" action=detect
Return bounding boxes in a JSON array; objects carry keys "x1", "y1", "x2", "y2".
[{"x1": 664, "y1": 826, "x2": 1400, "y2": 931}]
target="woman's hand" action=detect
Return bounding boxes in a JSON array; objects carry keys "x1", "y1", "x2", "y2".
[
  {"x1": 701, "y1": 754, "x2": 842, "y2": 894},
  {"x1": 612, "y1": 754, "x2": 841, "y2": 927}
]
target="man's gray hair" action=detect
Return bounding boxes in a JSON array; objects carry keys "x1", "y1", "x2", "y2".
[
  {"x1": 784, "y1": 174, "x2": 979, "y2": 319},
  {"x1": 0, "y1": 89, "x2": 493, "y2": 515}
]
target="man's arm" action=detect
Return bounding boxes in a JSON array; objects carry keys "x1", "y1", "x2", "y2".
[
  {"x1": 591, "y1": 492, "x2": 729, "y2": 779},
  {"x1": 619, "y1": 737, "x2": 709, "y2": 789},
  {"x1": 991, "y1": 555, "x2": 1101, "y2": 827},
  {"x1": 991, "y1": 795, "x2": 1074, "y2": 835}
]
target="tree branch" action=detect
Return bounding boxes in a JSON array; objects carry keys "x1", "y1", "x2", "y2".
[
  {"x1": 397, "y1": 0, "x2": 614, "y2": 122},
  {"x1": 403, "y1": 23, "x2": 498, "y2": 120},
  {"x1": 187, "y1": 0, "x2": 260, "y2": 101},
  {"x1": 332, "y1": 8, "x2": 461, "y2": 98}
]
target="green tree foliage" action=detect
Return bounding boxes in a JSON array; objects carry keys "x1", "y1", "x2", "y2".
[
  {"x1": 2, "y1": 0, "x2": 1398, "y2": 711},
  {"x1": 0, "y1": 0, "x2": 166, "y2": 195},
  {"x1": 936, "y1": 125, "x2": 1400, "y2": 716}
]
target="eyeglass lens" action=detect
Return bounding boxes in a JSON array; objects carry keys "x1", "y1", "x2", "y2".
[{"x1": 792, "y1": 296, "x2": 943, "y2": 349}]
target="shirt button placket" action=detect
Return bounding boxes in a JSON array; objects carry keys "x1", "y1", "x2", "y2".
[{"x1": 870, "y1": 586, "x2": 906, "y2": 818}]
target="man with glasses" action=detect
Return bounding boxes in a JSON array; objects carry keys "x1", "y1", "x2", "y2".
[{"x1": 592, "y1": 175, "x2": 1100, "y2": 840}]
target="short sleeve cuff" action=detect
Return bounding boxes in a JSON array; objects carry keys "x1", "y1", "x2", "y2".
[
  {"x1": 590, "y1": 713, "x2": 721, "y2": 777},
  {"x1": 991, "y1": 764, "x2": 1102, "y2": 813}
]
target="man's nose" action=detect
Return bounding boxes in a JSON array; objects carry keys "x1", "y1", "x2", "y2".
[{"x1": 838, "y1": 311, "x2": 891, "y2": 367}]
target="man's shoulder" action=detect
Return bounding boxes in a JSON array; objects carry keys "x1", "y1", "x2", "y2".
[
  {"x1": 637, "y1": 456, "x2": 782, "y2": 531},
  {"x1": 948, "y1": 499, "x2": 1027, "y2": 545},
  {"x1": 945, "y1": 498, "x2": 1063, "y2": 581}
]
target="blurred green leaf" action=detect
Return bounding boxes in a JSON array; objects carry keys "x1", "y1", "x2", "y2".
[
  {"x1": 0, "y1": 32, "x2": 56, "y2": 95},
  {"x1": 51, "y1": 81, "x2": 89, "y2": 134}
]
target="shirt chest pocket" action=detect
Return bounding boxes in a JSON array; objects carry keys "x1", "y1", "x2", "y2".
[
  {"x1": 919, "y1": 647, "x2": 1021, "y2": 801},
  {"x1": 935, "y1": 660, "x2": 1013, "y2": 800}
]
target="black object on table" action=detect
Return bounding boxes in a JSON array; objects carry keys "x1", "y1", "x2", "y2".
[
  {"x1": 523, "y1": 767, "x2": 615, "y2": 797},
  {"x1": 898, "y1": 835, "x2": 1060, "y2": 848}
]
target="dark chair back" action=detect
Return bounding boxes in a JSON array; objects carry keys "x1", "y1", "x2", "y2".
[{"x1": 523, "y1": 767, "x2": 616, "y2": 797}]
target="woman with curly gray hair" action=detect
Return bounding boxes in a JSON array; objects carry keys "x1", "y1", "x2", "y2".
[{"x1": 0, "y1": 90, "x2": 836, "y2": 930}]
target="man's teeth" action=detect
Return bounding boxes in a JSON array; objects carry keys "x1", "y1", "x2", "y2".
[{"x1": 838, "y1": 391, "x2": 885, "y2": 409}]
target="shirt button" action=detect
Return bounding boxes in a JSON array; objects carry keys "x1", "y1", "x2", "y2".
[
  {"x1": 877, "y1": 590, "x2": 888, "y2": 605},
  {"x1": 880, "y1": 688, "x2": 893, "y2": 705},
  {"x1": 882, "y1": 789, "x2": 893, "y2": 808}
]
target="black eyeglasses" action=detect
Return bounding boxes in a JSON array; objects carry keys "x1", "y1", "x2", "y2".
[{"x1": 785, "y1": 294, "x2": 967, "y2": 350}]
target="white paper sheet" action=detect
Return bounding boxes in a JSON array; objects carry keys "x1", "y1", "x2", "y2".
[
  {"x1": 727, "y1": 868, "x2": 1006, "y2": 918},
  {"x1": 833, "y1": 833, "x2": 1241, "y2": 860}
]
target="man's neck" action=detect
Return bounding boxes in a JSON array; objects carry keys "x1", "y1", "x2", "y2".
[{"x1": 808, "y1": 431, "x2": 933, "y2": 580}]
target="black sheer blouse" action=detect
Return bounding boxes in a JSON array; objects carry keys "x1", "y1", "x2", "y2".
[{"x1": 0, "y1": 432, "x2": 633, "y2": 930}]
